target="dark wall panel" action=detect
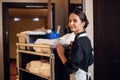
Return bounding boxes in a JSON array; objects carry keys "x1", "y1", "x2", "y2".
[{"x1": 93, "y1": 0, "x2": 120, "y2": 80}]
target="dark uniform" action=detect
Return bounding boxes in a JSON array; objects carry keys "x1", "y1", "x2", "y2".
[{"x1": 64, "y1": 31, "x2": 94, "y2": 74}]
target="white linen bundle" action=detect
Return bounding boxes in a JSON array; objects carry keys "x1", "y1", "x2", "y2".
[
  {"x1": 26, "y1": 60, "x2": 50, "y2": 77},
  {"x1": 33, "y1": 32, "x2": 75, "y2": 52}
]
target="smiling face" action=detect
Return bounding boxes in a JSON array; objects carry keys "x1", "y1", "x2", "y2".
[{"x1": 68, "y1": 13, "x2": 85, "y2": 35}]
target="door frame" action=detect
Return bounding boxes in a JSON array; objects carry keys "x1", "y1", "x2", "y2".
[{"x1": 2, "y1": 2, "x2": 55, "y2": 80}]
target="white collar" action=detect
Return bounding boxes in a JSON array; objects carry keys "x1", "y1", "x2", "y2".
[{"x1": 77, "y1": 33, "x2": 87, "y2": 39}]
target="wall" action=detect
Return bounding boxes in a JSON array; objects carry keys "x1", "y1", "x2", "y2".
[
  {"x1": 70, "y1": 0, "x2": 82, "y2": 3},
  {"x1": 0, "y1": 1, "x2": 4, "y2": 80},
  {"x1": 54, "y1": 0, "x2": 68, "y2": 35},
  {"x1": 85, "y1": 0, "x2": 94, "y2": 80}
]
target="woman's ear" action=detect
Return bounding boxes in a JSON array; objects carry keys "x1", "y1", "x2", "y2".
[{"x1": 81, "y1": 22, "x2": 85, "y2": 28}]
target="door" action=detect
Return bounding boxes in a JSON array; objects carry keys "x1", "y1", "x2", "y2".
[{"x1": 93, "y1": 0, "x2": 120, "y2": 80}]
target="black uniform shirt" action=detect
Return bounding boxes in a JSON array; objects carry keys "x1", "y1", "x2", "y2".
[{"x1": 64, "y1": 31, "x2": 94, "y2": 74}]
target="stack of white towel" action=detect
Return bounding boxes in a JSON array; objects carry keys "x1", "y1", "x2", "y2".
[{"x1": 26, "y1": 60, "x2": 50, "y2": 77}]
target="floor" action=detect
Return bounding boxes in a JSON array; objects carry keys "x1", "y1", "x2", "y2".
[{"x1": 10, "y1": 59, "x2": 17, "y2": 80}]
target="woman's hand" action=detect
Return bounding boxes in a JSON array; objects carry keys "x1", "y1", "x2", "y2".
[{"x1": 70, "y1": 41, "x2": 74, "y2": 46}]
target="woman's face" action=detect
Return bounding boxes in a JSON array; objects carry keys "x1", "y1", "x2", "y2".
[{"x1": 68, "y1": 13, "x2": 85, "y2": 34}]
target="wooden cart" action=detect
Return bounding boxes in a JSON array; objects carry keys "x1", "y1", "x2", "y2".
[{"x1": 16, "y1": 43, "x2": 55, "y2": 80}]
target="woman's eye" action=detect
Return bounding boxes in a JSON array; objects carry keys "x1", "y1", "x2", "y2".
[
  {"x1": 73, "y1": 19, "x2": 77, "y2": 23},
  {"x1": 69, "y1": 20, "x2": 72, "y2": 23}
]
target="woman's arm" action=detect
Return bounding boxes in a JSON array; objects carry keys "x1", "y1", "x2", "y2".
[{"x1": 56, "y1": 44, "x2": 67, "y2": 64}]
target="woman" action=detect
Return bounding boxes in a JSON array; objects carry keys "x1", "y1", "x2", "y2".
[{"x1": 56, "y1": 8, "x2": 94, "y2": 80}]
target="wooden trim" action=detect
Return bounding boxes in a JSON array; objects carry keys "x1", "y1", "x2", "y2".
[{"x1": 47, "y1": 0, "x2": 52, "y2": 29}]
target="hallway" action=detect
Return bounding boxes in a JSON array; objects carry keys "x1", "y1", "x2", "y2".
[{"x1": 10, "y1": 59, "x2": 17, "y2": 80}]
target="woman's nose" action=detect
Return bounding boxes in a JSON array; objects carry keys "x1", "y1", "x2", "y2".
[{"x1": 70, "y1": 21, "x2": 74, "y2": 25}]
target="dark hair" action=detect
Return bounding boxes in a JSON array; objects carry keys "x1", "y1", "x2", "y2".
[{"x1": 71, "y1": 8, "x2": 89, "y2": 29}]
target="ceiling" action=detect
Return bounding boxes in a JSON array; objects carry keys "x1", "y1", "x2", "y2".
[{"x1": 9, "y1": 8, "x2": 48, "y2": 18}]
